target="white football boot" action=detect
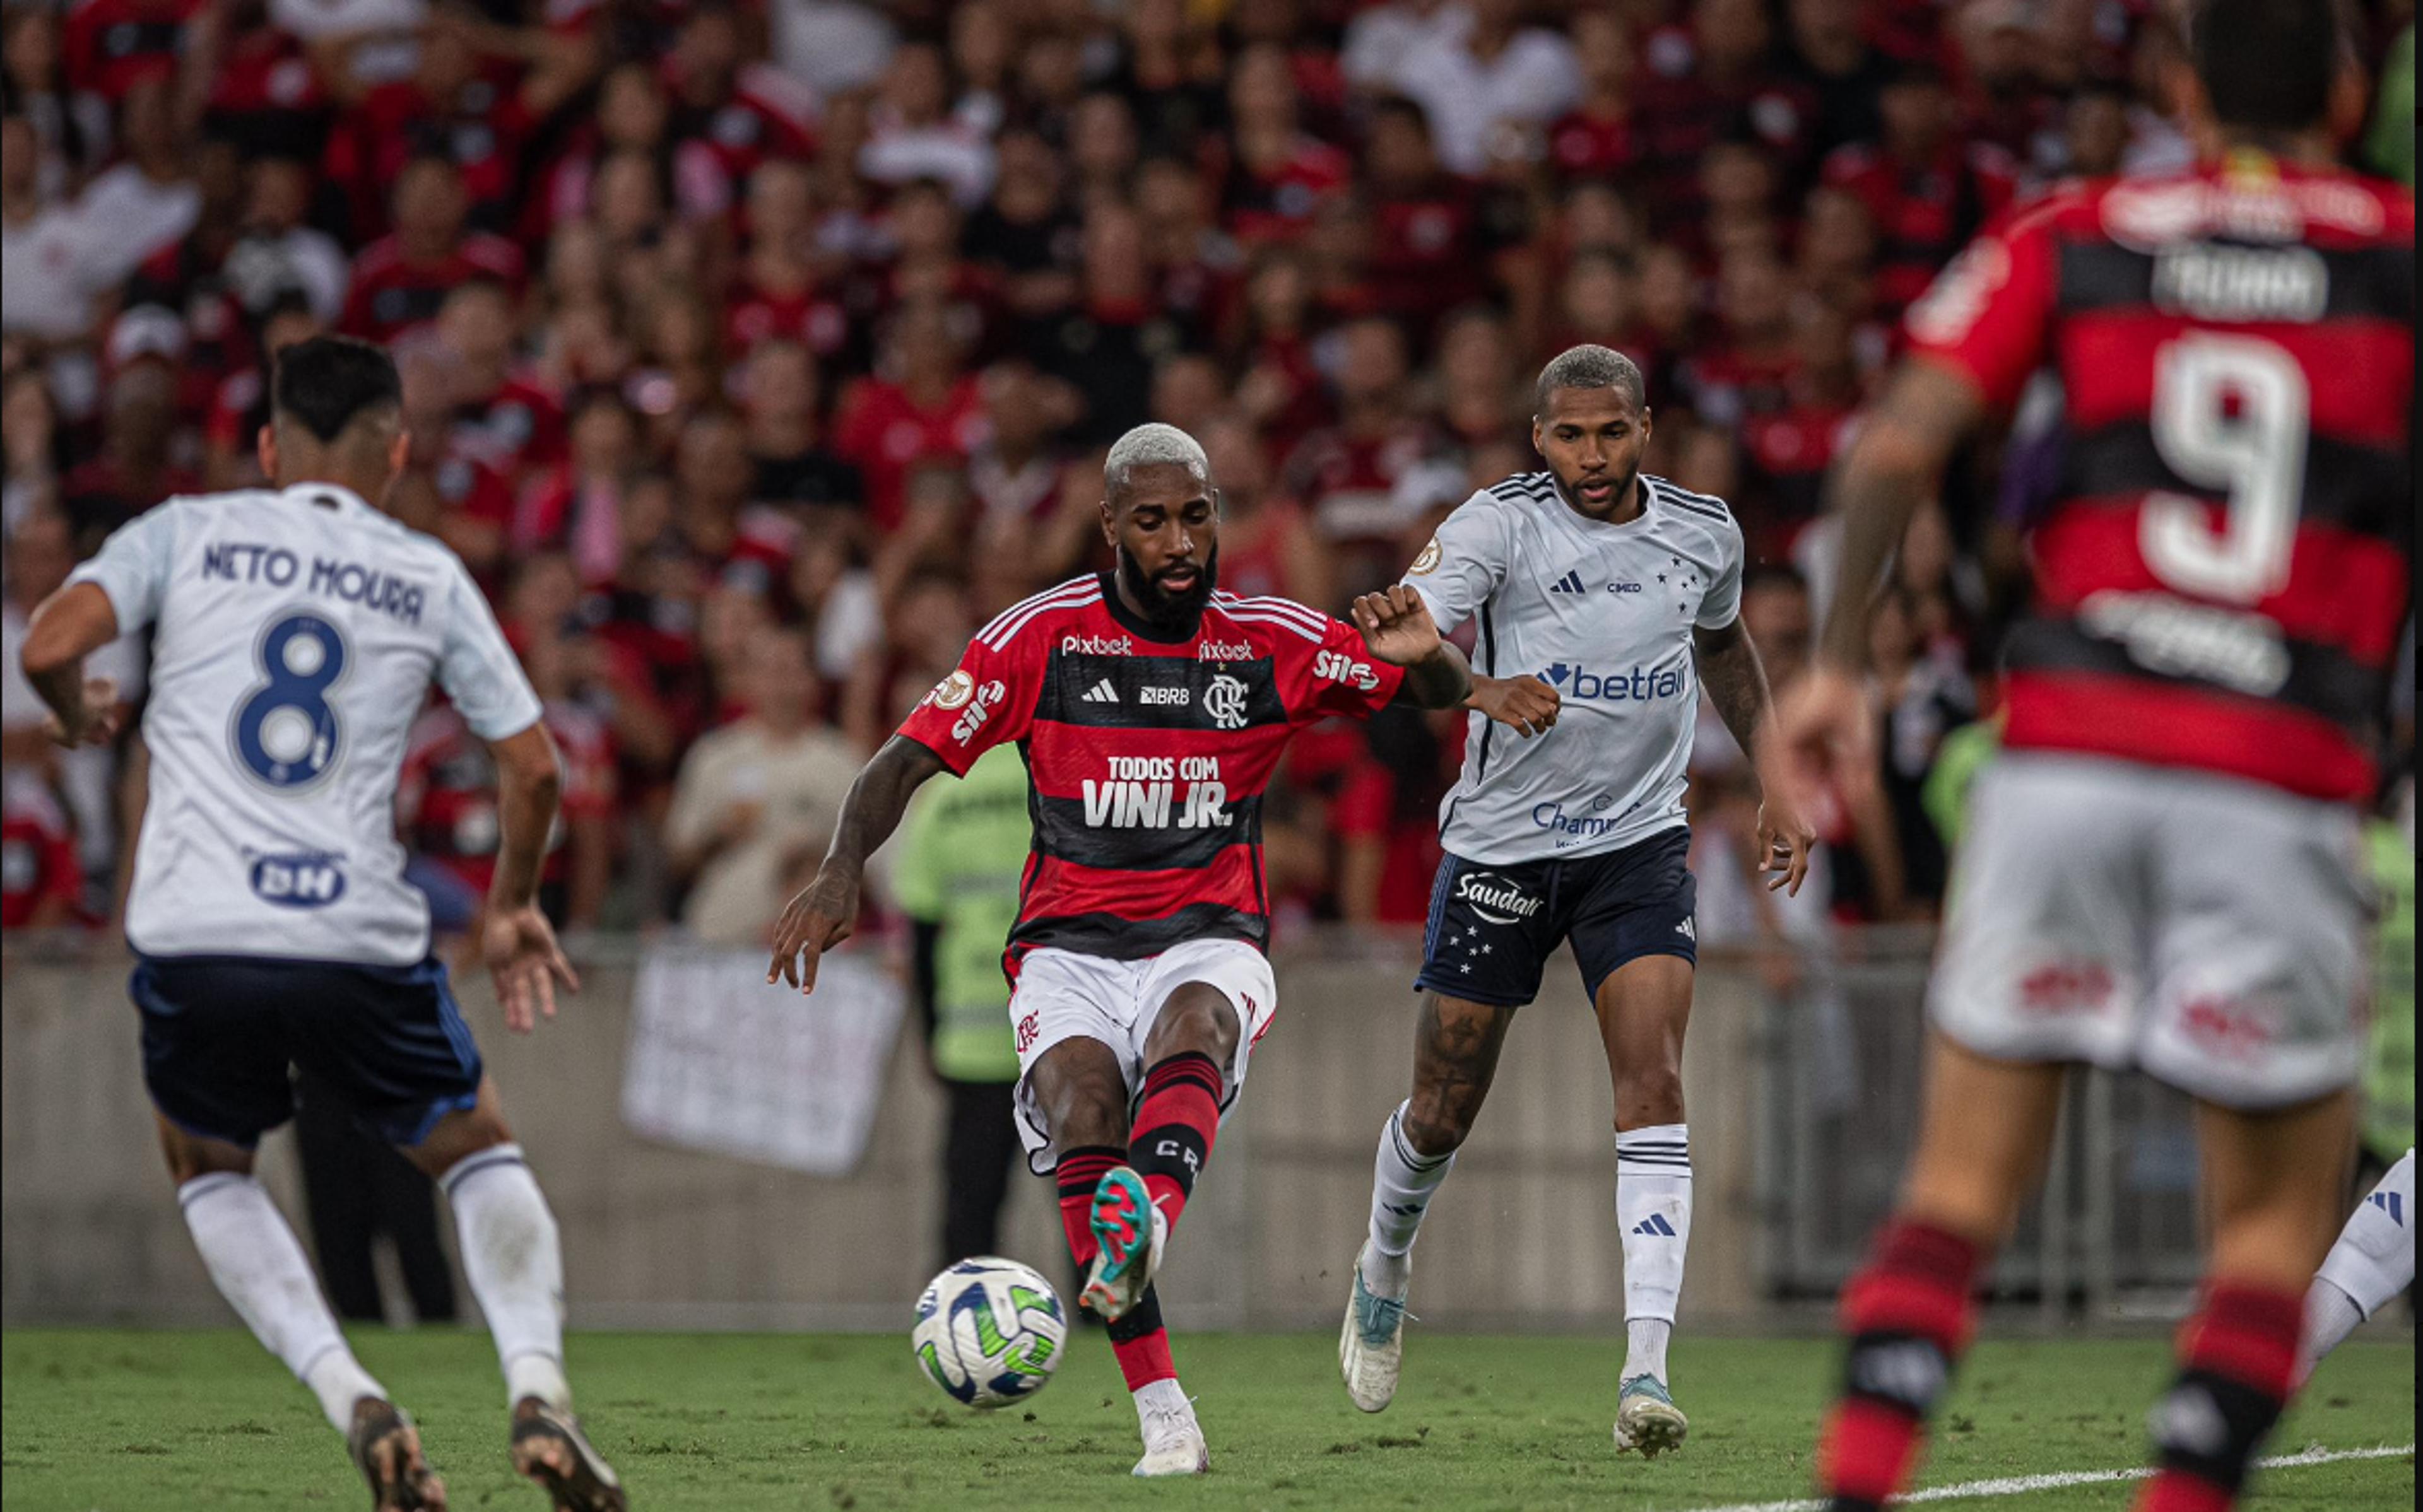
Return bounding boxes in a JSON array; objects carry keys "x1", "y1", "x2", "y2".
[
  {"x1": 1338, "y1": 1248, "x2": 1411, "y2": 1412},
  {"x1": 1131, "y1": 1388, "x2": 1209, "y2": 1477},
  {"x1": 1613, "y1": 1374, "x2": 1689, "y2": 1457}
]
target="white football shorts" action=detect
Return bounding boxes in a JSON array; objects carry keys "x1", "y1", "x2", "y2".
[
  {"x1": 1931, "y1": 751, "x2": 2373, "y2": 1110},
  {"x1": 1008, "y1": 938, "x2": 1278, "y2": 1174}
]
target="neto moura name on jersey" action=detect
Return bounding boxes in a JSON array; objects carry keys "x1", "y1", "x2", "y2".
[
  {"x1": 1083, "y1": 756, "x2": 1230, "y2": 829},
  {"x1": 201, "y1": 541, "x2": 430, "y2": 626}
]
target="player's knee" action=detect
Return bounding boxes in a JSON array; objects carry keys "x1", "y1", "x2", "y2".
[
  {"x1": 1145, "y1": 986, "x2": 1242, "y2": 1067},
  {"x1": 1613, "y1": 1066, "x2": 1685, "y2": 1129}
]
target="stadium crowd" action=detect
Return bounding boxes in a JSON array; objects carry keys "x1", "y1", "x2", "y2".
[{"x1": 1, "y1": 0, "x2": 2412, "y2": 949}]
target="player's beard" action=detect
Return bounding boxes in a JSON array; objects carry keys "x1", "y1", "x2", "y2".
[
  {"x1": 1557, "y1": 462, "x2": 1641, "y2": 519},
  {"x1": 1119, "y1": 544, "x2": 1220, "y2": 635}
]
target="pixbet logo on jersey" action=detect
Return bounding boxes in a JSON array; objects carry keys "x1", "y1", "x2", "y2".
[{"x1": 1540, "y1": 663, "x2": 1687, "y2": 701}]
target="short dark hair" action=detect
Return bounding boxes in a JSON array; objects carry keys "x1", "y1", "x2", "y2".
[
  {"x1": 1534, "y1": 344, "x2": 1645, "y2": 415},
  {"x1": 272, "y1": 336, "x2": 401, "y2": 442},
  {"x1": 2191, "y1": 0, "x2": 2340, "y2": 133}
]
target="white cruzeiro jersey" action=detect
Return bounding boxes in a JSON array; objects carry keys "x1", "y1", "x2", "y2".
[
  {"x1": 71, "y1": 483, "x2": 541, "y2": 965},
  {"x1": 1404, "y1": 472, "x2": 1743, "y2": 866}
]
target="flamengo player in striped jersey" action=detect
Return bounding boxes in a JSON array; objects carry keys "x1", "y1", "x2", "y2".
[
  {"x1": 1777, "y1": 4, "x2": 2413, "y2": 1509},
  {"x1": 766, "y1": 423, "x2": 1524, "y2": 1477},
  {"x1": 18, "y1": 339, "x2": 623, "y2": 1512}
]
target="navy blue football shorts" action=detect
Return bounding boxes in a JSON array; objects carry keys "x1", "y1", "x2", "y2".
[
  {"x1": 131, "y1": 954, "x2": 484, "y2": 1149},
  {"x1": 1415, "y1": 826, "x2": 1699, "y2": 1007}
]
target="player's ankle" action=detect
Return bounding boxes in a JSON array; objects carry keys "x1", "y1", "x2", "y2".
[{"x1": 1360, "y1": 1239, "x2": 1411, "y2": 1296}]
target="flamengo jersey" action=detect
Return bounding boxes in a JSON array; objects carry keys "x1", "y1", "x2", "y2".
[
  {"x1": 1406, "y1": 472, "x2": 1745, "y2": 866},
  {"x1": 69, "y1": 484, "x2": 542, "y2": 964},
  {"x1": 895, "y1": 573, "x2": 1406, "y2": 961},
  {"x1": 1907, "y1": 154, "x2": 2414, "y2": 802}
]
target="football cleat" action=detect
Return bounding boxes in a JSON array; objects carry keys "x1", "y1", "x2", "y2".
[
  {"x1": 346, "y1": 1398, "x2": 445, "y2": 1511},
  {"x1": 1131, "y1": 1393, "x2": 1210, "y2": 1477},
  {"x1": 1081, "y1": 1166, "x2": 1165, "y2": 1324},
  {"x1": 1613, "y1": 1374, "x2": 1688, "y2": 1457},
  {"x1": 1338, "y1": 1258, "x2": 1411, "y2": 1413},
  {"x1": 509, "y1": 1398, "x2": 627, "y2": 1511}
]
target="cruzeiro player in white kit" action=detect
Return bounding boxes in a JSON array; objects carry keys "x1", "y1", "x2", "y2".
[
  {"x1": 17, "y1": 337, "x2": 624, "y2": 1512},
  {"x1": 1338, "y1": 346, "x2": 1813, "y2": 1452}
]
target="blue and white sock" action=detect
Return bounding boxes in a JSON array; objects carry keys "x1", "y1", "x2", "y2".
[
  {"x1": 180, "y1": 1173, "x2": 386, "y2": 1433},
  {"x1": 2304, "y1": 1147, "x2": 2415, "y2": 1371},
  {"x1": 1615, "y1": 1124, "x2": 1692, "y2": 1385},
  {"x1": 1362, "y1": 1101, "x2": 1456, "y2": 1296},
  {"x1": 442, "y1": 1144, "x2": 572, "y2": 1411}
]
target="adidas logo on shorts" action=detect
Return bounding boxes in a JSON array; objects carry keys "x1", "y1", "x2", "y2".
[
  {"x1": 1631, "y1": 1214, "x2": 1678, "y2": 1237},
  {"x1": 1082, "y1": 679, "x2": 1121, "y2": 704}
]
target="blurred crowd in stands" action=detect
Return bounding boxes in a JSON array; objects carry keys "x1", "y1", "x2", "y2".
[{"x1": 1, "y1": 0, "x2": 2413, "y2": 954}]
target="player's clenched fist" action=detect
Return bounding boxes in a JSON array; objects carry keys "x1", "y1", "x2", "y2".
[
  {"x1": 767, "y1": 862, "x2": 861, "y2": 994},
  {"x1": 1350, "y1": 585, "x2": 1441, "y2": 665},
  {"x1": 1466, "y1": 674, "x2": 1561, "y2": 737}
]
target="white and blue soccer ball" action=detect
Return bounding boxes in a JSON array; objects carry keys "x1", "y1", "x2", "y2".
[{"x1": 911, "y1": 1256, "x2": 1068, "y2": 1409}]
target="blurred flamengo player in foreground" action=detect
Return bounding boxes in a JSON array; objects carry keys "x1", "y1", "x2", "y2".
[
  {"x1": 1776, "y1": 3, "x2": 2413, "y2": 1509},
  {"x1": 18, "y1": 338, "x2": 625, "y2": 1512},
  {"x1": 767, "y1": 423, "x2": 1517, "y2": 1477}
]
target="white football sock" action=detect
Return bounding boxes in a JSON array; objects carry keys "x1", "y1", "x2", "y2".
[
  {"x1": 2304, "y1": 1148, "x2": 2415, "y2": 1370},
  {"x1": 1615, "y1": 1123, "x2": 1692, "y2": 1383},
  {"x1": 1364, "y1": 1101, "x2": 1456, "y2": 1296},
  {"x1": 180, "y1": 1173, "x2": 386, "y2": 1433},
  {"x1": 442, "y1": 1144, "x2": 571, "y2": 1411},
  {"x1": 1133, "y1": 1377, "x2": 1189, "y2": 1419}
]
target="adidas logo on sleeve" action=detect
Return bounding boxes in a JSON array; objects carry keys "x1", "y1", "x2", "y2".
[{"x1": 1082, "y1": 679, "x2": 1121, "y2": 704}]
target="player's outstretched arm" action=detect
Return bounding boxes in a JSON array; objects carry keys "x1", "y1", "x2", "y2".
[
  {"x1": 767, "y1": 734, "x2": 950, "y2": 994},
  {"x1": 1350, "y1": 585, "x2": 1474, "y2": 711},
  {"x1": 1694, "y1": 618, "x2": 1815, "y2": 894},
  {"x1": 485, "y1": 722, "x2": 582, "y2": 1033},
  {"x1": 18, "y1": 582, "x2": 127, "y2": 750},
  {"x1": 1774, "y1": 360, "x2": 1983, "y2": 809}
]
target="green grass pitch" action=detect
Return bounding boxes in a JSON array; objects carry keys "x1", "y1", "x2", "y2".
[{"x1": 3, "y1": 1328, "x2": 2410, "y2": 1510}]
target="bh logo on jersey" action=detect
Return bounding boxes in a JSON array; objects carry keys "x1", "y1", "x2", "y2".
[
  {"x1": 249, "y1": 850, "x2": 348, "y2": 908},
  {"x1": 1541, "y1": 663, "x2": 1686, "y2": 703}
]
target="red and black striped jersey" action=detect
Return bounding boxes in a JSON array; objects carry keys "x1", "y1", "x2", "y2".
[
  {"x1": 895, "y1": 574, "x2": 1406, "y2": 962},
  {"x1": 1906, "y1": 153, "x2": 2414, "y2": 802}
]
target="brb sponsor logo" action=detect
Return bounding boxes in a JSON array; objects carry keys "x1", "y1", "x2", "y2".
[
  {"x1": 1454, "y1": 870, "x2": 1543, "y2": 926},
  {"x1": 1083, "y1": 756, "x2": 1231, "y2": 829},
  {"x1": 1312, "y1": 649, "x2": 1381, "y2": 691},
  {"x1": 249, "y1": 850, "x2": 348, "y2": 908},
  {"x1": 1541, "y1": 662, "x2": 1687, "y2": 702}
]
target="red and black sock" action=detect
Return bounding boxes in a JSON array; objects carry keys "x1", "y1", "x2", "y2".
[
  {"x1": 1819, "y1": 1219, "x2": 1984, "y2": 1512},
  {"x1": 2130, "y1": 1283, "x2": 2302, "y2": 1512},
  {"x1": 1107, "y1": 1284, "x2": 1176, "y2": 1388},
  {"x1": 1055, "y1": 1146, "x2": 1123, "y2": 1272},
  {"x1": 1128, "y1": 1051, "x2": 1223, "y2": 1231}
]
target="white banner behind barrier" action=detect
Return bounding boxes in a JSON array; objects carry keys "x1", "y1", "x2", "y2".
[{"x1": 620, "y1": 944, "x2": 904, "y2": 1176}]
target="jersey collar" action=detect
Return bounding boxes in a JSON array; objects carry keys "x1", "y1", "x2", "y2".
[{"x1": 279, "y1": 481, "x2": 374, "y2": 519}]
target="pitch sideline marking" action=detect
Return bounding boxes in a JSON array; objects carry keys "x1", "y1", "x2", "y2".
[{"x1": 1673, "y1": 1442, "x2": 2415, "y2": 1512}]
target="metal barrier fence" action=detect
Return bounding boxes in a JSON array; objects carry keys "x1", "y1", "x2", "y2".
[
  {"x1": 3, "y1": 928, "x2": 2214, "y2": 1331},
  {"x1": 1751, "y1": 927, "x2": 2208, "y2": 1320}
]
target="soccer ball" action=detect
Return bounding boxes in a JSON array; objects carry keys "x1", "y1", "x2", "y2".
[{"x1": 911, "y1": 1257, "x2": 1068, "y2": 1409}]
